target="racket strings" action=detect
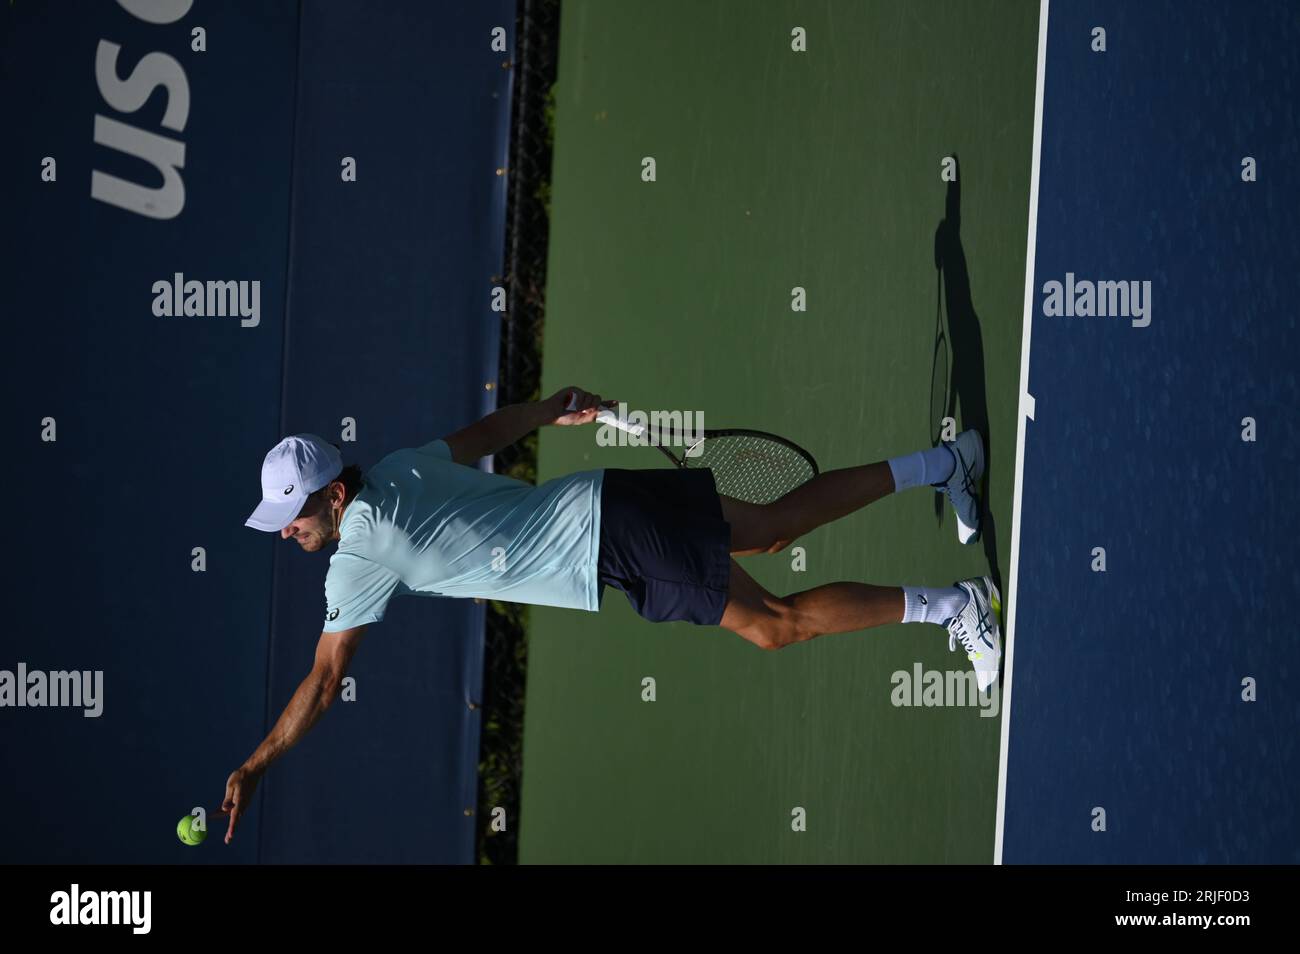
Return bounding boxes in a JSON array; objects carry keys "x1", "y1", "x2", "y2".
[{"x1": 683, "y1": 434, "x2": 816, "y2": 504}]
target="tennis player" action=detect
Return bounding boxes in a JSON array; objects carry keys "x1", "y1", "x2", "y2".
[{"x1": 221, "y1": 386, "x2": 999, "y2": 842}]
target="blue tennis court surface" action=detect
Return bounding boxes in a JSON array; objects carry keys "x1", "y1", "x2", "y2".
[{"x1": 1002, "y1": 0, "x2": 1300, "y2": 863}]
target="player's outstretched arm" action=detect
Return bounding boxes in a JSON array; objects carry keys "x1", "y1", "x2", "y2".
[
  {"x1": 221, "y1": 625, "x2": 367, "y2": 844},
  {"x1": 441, "y1": 386, "x2": 606, "y2": 465}
]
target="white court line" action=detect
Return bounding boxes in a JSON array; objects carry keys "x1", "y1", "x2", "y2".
[{"x1": 994, "y1": 0, "x2": 1050, "y2": 866}]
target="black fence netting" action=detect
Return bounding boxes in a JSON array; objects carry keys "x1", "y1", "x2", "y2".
[{"x1": 476, "y1": 0, "x2": 560, "y2": 865}]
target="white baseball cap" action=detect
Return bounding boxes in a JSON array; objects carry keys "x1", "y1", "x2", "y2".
[{"x1": 245, "y1": 434, "x2": 344, "y2": 532}]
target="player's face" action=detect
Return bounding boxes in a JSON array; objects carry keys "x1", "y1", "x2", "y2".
[{"x1": 281, "y1": 494, "x2": 332, "y2": 551}]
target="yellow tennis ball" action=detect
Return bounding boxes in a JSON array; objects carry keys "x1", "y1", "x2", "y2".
[{"x1": 176, "y1": 814, "x2": 207, "y2": 846}]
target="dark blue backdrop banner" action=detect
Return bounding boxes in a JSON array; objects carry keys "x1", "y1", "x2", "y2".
[{"x1": 0, "y1": 0, "x2": 514, "y2": 863}]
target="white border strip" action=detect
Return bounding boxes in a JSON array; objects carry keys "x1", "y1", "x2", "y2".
[{"x1": 994, "y1": 0, "x2": 1050, "y2": 866}]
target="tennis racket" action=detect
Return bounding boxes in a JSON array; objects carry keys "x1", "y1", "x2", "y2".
[{"x1": 564, "y1": 391, "x2": 819, "y2": 505}]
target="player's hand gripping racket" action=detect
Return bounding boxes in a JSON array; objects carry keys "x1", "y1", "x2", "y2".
[{"x1": 564, "y1": 391, "x2": 819, "y2": 505}]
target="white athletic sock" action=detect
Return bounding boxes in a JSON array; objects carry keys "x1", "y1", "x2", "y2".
[
  {"x1": 887, "y1": 445, "x2": 956, "y2": 492},
  {"x1": 901, "y1": 585, "x2": 968, "y2": 625}
]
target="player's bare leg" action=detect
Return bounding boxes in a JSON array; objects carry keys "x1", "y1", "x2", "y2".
[
  {"x1": 719, "y1": 431, "x2": 985, "y2": 554},
  {"x1": 718, "y1": 557, "x2": 903, "y2": 648},
  {"x1": 716, "y1": 559, "x2": 1002, "y2": 689},
  {"x1": 719, "y1": 461, "x2": 895, "y2": 555}
]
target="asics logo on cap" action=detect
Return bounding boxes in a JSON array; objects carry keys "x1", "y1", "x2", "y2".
[{"x1": 283, "y1": 484, "x2": 295, "y2": 495}]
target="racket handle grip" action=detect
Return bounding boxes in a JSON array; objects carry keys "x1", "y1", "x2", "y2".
[
  {"x1": 564, "y1": 391, "x2": 645, "y2": 438},
  {"x1": 595, "y1": 407, "x2": 646, "y2": 438}
]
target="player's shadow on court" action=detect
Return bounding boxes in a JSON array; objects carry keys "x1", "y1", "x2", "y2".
[{"x1": 930, "y1": 154, "x2": 1004, "y2": 599}]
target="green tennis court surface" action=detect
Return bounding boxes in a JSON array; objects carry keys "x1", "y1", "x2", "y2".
[{"x1": 520, "y1": 0, "x2": 1039, "y2": 863}]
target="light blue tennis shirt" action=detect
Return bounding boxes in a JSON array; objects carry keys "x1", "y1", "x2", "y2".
[{"x1": 321, "y1": 439, "x2": 605, "y2": 632}]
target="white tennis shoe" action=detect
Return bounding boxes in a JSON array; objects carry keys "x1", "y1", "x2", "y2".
[
  {"x1": 933, "y1": 428, "x2": 985, "y2": 544},
  {"x1": 945, "y1": 576, "x2": 1002, "y2": 693}
]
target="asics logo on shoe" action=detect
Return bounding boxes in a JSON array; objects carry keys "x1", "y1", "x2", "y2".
[{"x1": 957, "y1": 458, "x2": 976, "y2": 494}]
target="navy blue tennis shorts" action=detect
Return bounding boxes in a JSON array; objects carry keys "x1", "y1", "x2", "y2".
[{"x1": 597, "y1": 467, "x2": 733, "y2": 626}]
